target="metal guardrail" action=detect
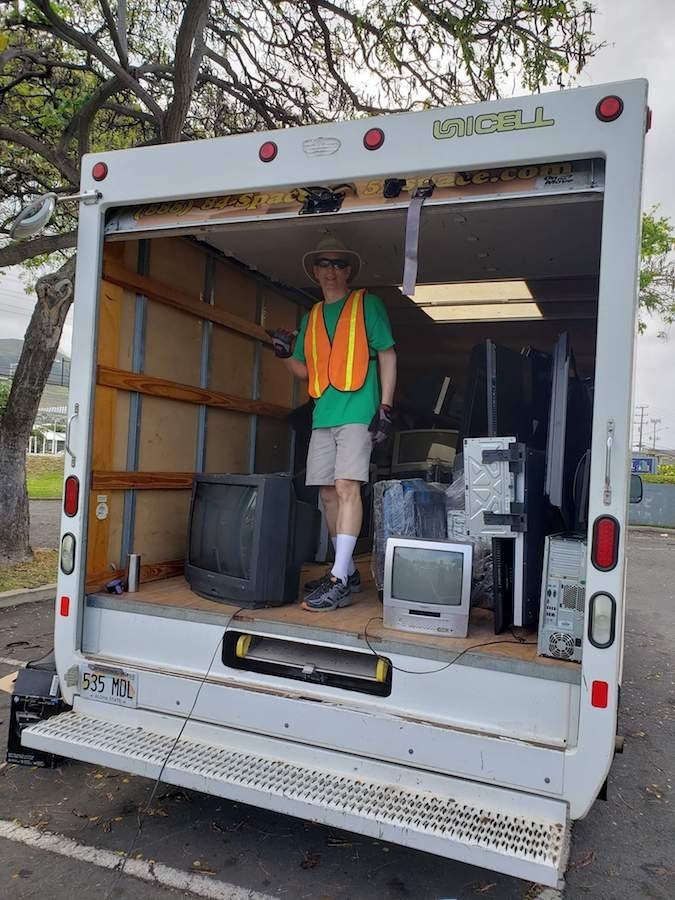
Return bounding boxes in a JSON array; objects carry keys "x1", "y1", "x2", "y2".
[{"x1": 0, "y1": 358, "x2": 70, "y2": 387}]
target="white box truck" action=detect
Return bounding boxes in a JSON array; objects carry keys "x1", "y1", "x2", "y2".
[{"x1": 20, "y1": 79, "x2": 648, "y2": 888}]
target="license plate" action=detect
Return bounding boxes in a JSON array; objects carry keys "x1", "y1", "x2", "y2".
[{"x1": 80, "y1": 666, "x2": 138, "y2": 708}]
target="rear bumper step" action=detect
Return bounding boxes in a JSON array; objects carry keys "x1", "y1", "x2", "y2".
[{"x1": 23, "y1": 710, "x2": 569, "y2": 887}]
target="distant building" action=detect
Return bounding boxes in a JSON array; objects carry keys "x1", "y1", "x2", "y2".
[{"x1": 28, "y1": 428, "x2": 65, "y2": 455}]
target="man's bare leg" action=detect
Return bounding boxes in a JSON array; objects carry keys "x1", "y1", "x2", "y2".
[
  {"x1": 320, "y1": 483, "x2": 358, "y2": 580},
  {"x1": 331, "y1": 479, "x2": 362, "y2": 583},
  {"x1": 319, "y1": 485, "x2": 339, "y2": 539},
  {"x1": 335, "y1": 479, "x2": 363, "y2": 536}
]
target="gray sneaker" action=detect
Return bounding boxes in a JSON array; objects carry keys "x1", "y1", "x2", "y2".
[
  {"x1": 304, "y1": 569, "x2": 361, "y2": 597},
  {"x1": 303, "y1": 577, "x2": 352, "y2": 612}
]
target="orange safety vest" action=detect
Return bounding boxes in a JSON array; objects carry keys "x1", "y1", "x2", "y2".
[{"x1": 304, "y1": 289, "x2": 370, "y2": 399}]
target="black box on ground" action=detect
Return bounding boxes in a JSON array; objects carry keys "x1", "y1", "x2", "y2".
[{"x1": 6, "y1": 667, "x2": 65, "y2": 768}]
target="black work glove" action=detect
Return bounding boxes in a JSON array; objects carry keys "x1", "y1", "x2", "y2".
[
  {"x1": 369, "y1": 403, "x2": 394, "y2": 446},
  {"x1": 267, "y1": 328, "x2": 296, "y2": 359}
]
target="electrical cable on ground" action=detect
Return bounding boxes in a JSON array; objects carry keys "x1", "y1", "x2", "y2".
[{"x1": 102, "y1": 606, "x2": 245, "y2": 900}]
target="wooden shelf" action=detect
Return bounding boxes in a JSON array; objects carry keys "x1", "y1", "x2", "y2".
[{"x1": 97, "y1": 365, "x2": 291, "y2": 419}]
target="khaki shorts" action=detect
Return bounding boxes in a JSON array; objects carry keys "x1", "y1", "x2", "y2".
[{"x1": 306, "y1": 424, "x2": 373, "y2": 485}]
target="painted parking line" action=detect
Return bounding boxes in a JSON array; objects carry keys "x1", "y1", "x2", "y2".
[
  {"x1": 0, "y1": 819, "x2": 279, "y2": 900},
  {"x1": 0, "y1": 656, "x2": 28, "y2": 668}
]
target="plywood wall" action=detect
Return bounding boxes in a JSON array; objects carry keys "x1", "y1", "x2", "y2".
[{"x1": 87, "y1": 236, "x2": 305, "y2": 583}]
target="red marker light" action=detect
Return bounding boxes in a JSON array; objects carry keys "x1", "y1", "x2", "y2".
[
  {"x1": 92, "y1": 162, "x2": 108, "y2": 181},
  {"x1": 60, "y1": 596, "x2": 70, "y2": 617},
  {"x1": 591, "y1": 680, "x2": 609, "y2": 708},
  {"x1": 363, "y1": 127, "x2": 385, "y2": 151},
  {"x1": 64, "y1": 475, "x2": 79, "y2": 517},
  {"x1": 259, "y1": 141, "x2": 278, "y2": 162},
  {"x1": 592, "y1": 516, "x2": 620, "y2": 571},
  {"x1": 595, "y1": 95, "x2": 623, "y2": 122}
]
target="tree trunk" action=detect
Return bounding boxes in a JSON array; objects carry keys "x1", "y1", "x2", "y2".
[{"x1": 0, "y1": 256, "x2": 76, "y2": 565}]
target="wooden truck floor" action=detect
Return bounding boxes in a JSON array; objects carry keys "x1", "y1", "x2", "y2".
[{"x1": 86, "y1": 557, "x2": 580, "y2": 684}]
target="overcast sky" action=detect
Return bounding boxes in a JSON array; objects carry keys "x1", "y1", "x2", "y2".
[
  {"x1": 581, "y1": 0, "x2": 675, "y2": 450},
  {"x1": 0, "y1": 0, "x2": 672, "y2": 447}
]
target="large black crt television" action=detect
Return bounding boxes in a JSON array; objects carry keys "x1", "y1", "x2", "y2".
[{"x1": 186, "y1": 474, "x2": 320, "y2": 608}]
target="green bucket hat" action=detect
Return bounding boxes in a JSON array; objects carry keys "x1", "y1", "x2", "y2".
[{"x1": 302, "y1": 236, "x2": 362, "y2": 283}]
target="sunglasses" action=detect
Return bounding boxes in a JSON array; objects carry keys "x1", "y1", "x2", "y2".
[{"x1": 313, "y1": 258, "x2": 350, "y2": 270}]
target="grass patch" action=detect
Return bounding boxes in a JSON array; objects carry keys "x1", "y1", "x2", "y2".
[
  {"x1": 0, "y1": 549, "x2": 59, "y2": 592},
  {"x1": 26, "y1": 454, "x2": 65, "y2": 499}
]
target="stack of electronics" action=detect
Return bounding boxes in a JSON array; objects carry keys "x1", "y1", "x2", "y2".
[{"x1": 455, "y1": 333, "x2": 591, "y2": 657}]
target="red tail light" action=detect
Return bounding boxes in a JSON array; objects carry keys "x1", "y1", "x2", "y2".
[
  {"x1": 92, "y1": 161, "x2": 108, "y2": 181},
  {"x1": 591, "y1": 680, "x2": 609, "y2": 708},
  {"x1": 60, "y1": 596, "x2": 70, "y2": 617},
  {"x1": 64, "y1": 475, "x2": 79, "y2": 517},
  {"x1": 595, "y1": 95, "x2": 623, "y2": 122},
  {"x1": 592, "y1": 516, "x2": 619, "y2": 571}
]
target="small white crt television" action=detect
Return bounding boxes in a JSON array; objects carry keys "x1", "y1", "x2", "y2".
[{"x1": 383, "y1": 537, "x2": 473, "y2": 637}]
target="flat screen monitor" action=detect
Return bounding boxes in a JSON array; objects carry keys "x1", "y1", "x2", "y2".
[
  {"x1": 383, "y1": 537, "x2": 472, "y2": 637},
  {"x1": 545, "y1": 333, "x2": 592, "y2": 527},
  {"x1": 545, "y1": 332, "x2": 570, "y2": 509},
  {"x1": 391, "y1": 429, "x2": 458, "y2": 474},
  {"x1": 458, "y1": 340, "x2": 549, "y2": 448},
  {"x1": 186, "y1": 473, "x2": 319, "y2": 608}
]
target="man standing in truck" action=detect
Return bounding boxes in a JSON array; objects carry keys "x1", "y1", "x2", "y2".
[{"x1": 270, "y1": 237, "x2": 397, "y2": 611}]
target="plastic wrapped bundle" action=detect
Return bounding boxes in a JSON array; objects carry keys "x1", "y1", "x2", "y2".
[
  {"x1": 445, "y1": 471, "x2": 465, "y2": 511},
  {"x1": 372, "y1": 479, "x2": 448, "y2": 591}
]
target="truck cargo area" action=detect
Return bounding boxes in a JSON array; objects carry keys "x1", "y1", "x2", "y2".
[{"x1": 81, "y1": 171, "x2": 600, "y2": 743}]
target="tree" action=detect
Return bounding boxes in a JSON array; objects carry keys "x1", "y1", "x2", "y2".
[
  {"x1": 0, "y1": 1, "x2": 600, "y2": 563},
  {"x1": 639, "y1": 207, "x2": 675, "y2": 337},
  {"x1": 0, "y1": 380, "x2": 10, "y2": 414}
]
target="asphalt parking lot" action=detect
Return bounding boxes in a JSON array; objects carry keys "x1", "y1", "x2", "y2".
[
  {"x1": 28, "y1": 499, "x2": 61, "y2": 550},
  {"x1": 1, "y1": 529, "x2": 673, "y2": 900}
]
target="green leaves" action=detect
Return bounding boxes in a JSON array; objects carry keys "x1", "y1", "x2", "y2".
[{"x1": 639, "y1": 207, "x2": 675, "y2": 335}]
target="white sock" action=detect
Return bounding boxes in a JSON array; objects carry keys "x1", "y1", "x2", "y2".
[
  {"x1": 331, "y1": 534, "x2": 358, "y2": 584},
  {"x1": 331, "y1": 535, "x2": 356, "y2": 576}
]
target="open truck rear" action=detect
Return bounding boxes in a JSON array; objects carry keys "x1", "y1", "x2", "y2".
[{"x1": 21, "y1": 79, "x2": 648, "y2": 888}]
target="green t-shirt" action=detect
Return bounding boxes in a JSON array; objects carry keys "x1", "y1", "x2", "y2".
[{"x1": 293, "y1": 292, "x2": 395, "y2": 429}]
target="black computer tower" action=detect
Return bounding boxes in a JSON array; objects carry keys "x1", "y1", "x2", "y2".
[{"x1": 485, "y1": 445, "x2": 546, "y2": 632}]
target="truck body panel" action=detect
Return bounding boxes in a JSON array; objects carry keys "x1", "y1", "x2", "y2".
[{"x1": 24, "y1": 78, "x2": 648, "y2": 886}]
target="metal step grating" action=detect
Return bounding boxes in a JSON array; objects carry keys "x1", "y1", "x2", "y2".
[{"x1": 25, "y1": 711, "x2": 567, "y2": 878}]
